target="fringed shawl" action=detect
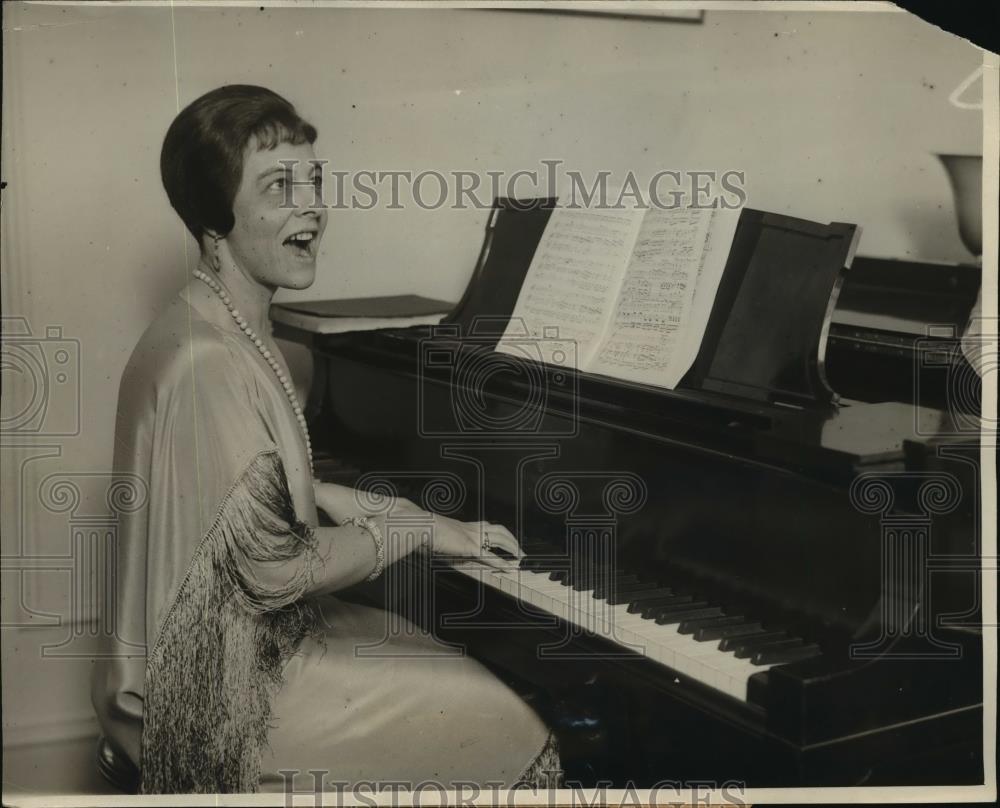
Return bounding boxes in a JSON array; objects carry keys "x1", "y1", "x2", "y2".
[
  {"x1": 140, "y1": 450, "x2": 318, "y2": 793},
  {"x1": 92, "y1": 298, "x2": 320, "y2": 794}
]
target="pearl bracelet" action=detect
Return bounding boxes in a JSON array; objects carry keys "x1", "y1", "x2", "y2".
[{"x1": 343, "y1": 516, "x2": 385, "y2": 581}]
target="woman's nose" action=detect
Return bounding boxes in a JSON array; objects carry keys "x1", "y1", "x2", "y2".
[
  {"x1": 290, "y1": 181, "x2": 323, "y2": 212},
  {"x1": 295, "y1": 202, "x2": 326, "y2": 230}
]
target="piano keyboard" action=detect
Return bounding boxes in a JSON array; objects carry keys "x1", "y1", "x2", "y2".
[{"x1": 449, "y1": 554, "x2": 821, "y2": 702}]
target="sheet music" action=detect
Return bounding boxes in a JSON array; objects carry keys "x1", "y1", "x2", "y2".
[
  {"x1": 672, "y1": 207, "x2": 742, "y2": 378},
  {"x1": 496, "y1": 207, "x2": 643, "y2": 369},
  {"x1": 587, "y1": 207, "x2": 714, "y2": 387}
]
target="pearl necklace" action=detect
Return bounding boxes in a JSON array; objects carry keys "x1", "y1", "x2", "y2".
[{"x1": 193, "y1": 268, "x2": 313, "y2": 470}]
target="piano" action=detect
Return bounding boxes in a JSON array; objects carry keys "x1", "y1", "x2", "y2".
[{"x1": 276, "y1": 199, "x2": 984, "y2": 787}]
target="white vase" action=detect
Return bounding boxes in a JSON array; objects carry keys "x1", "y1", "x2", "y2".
[{"x1": 936, "y1": 153, "x2": 983, "y2": 259}]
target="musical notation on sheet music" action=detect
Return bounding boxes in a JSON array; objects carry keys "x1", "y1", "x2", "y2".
[
  {"x1": 589, "y1": 208, "x2": 711, "y2": 382},
  {"x1": 497, "y1": 208, "x2": 643, "y2": 368}
]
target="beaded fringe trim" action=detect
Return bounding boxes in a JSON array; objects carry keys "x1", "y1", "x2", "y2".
[
  {"x1": 515, "y1": 732, "x2": 564, "y2": 790},
  {"x1": 140, "y1": 451, "x2": 319, "y2": 794}
]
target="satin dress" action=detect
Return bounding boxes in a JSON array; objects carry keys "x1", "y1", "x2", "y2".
[{"x1": 91, "y1": 293, "x2": 556, "y2": 794}]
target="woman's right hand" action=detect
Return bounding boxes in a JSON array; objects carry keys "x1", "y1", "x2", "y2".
[{"x1": 424, "y1": 517, "x2": 523, "y2": 569}]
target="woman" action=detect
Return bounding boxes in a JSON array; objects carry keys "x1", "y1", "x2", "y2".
[{"x1": 92, "y1": 85, "x2": 560, "y2": 794}]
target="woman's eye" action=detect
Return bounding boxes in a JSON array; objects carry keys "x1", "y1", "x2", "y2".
[{"x1": 266, "y1": 177, "x2": 287, "y2": 192}]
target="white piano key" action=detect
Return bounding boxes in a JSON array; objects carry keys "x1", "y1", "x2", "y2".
[{"x1": 448, "y1": 560, "x2": 778, "y2": 703}]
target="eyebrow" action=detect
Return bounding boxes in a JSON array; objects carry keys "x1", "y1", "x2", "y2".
[
  {"x1": 256, "y1": 163, "x2": 323, "y2": 182},
  {"x1": 256, "y1": 166, "x2": 288, "y2": 182}
]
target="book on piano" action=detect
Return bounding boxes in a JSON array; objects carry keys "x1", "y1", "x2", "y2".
[
  {"x1": 271, "y1": 294, "x2": 454, "y2": 335},
  {"x1": 496, "y1": 206, "x2": 741, "y2": 390}
]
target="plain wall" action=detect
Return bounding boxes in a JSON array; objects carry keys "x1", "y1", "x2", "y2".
[{"x1": 1, "y1": 2, "x2": 983, "y2": 751}]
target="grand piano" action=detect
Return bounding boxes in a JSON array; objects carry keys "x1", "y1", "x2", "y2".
[{"x1": 275, "y1": 199, "x2": 984, "y2": 788}]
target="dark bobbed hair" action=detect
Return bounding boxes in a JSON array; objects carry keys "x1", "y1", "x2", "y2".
[{"x1": 160, "y1": 85, "x2": 317, "y2": 243}]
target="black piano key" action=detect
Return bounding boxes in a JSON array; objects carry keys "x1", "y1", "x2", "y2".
[
  {"x1": 521, "y1": 555, "x2": 558, "y2": 572},
  {"x1": 695, "y1": 622, "x2": 763, "y2": 642},
  {"x1": 570, "y1": 573, "x2": 603, "y2": 591},
  {"x1": 572, "y1": 563, "x2": 615, "y2": 580},
  {"x1": 606, "y1": 584, "x2": 665, "y2": 605},
  {"x1": 737, "y1": 636, "x2": 803, "y2": 660},
  {"x1": 595, "y1": 577, "x2": 648, "y2": 595},
  {"x1": 629, "y1": 594, "x2": 691, "y2": 614},
  {"x1": 720, "y1": 630, "x2": 786, "y2": 653},
  {"x1": 548, "y1": 570, "x2": 568, "y2": 582},
  {"x1": 752, "y1": 643, "x2": 822, "y2": 666},
  {"x1": 489, "y1": 545, "x2": 519, "y2": 562},
  {"x1": 677, "y1": 615, "x2": 744, "y2": 635},
  {"x1": 643, "y1": 599, "x2": 708, "y2": 619},
  {"x1": 570, "y1": 569, "x2": 616, "y2": 590},
  {"x1": 590, "y1": 574, "x2": 642, "y2": 599},
  {"x1": 558, "y1": 567, "x2": 581, "y2": 587},
  {"x1": 583, "y1": 572, "x2": 636, "y2": 594},
  {"x1": 654, "y1": 606, "x2": 723, "y2": 625},
  {"x1": 622, "y1": 588, "x2": 675, "y2": 610}
]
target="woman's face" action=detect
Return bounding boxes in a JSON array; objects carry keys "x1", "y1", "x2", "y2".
[{"x1": 224, "y1": 139, "x2": 327, "y2": 291}]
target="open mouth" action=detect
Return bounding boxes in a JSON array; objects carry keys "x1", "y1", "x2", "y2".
[{"x1": 282, "y1": 230, "x2": 317, "y2": 259}]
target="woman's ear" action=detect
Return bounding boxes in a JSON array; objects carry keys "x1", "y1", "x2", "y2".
[{"x1": 204, "y1": 231, "x2": 223, "y2": 272}]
